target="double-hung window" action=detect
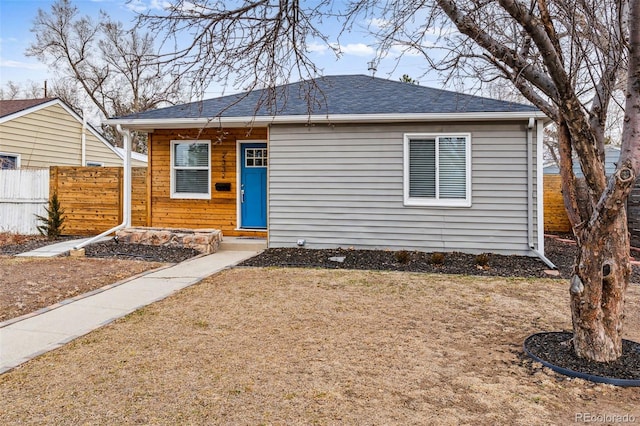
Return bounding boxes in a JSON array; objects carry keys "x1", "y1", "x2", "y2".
[
  {"x1": 171, "y1": 140, "x2": 211, "y2": 199},
  {"x1": 403, "y1": 133, "x2": 471, "y2": 207}
]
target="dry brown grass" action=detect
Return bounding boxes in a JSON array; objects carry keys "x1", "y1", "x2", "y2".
[
  {"x1": 0, "y1": 257, "x2": 164, "y2": 322},
  {"x1": 1, "y1": 268, "x2": 639, "y2": 424}
]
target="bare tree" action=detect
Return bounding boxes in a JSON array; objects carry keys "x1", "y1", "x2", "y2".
[
  {"x1": 0, "y1": 81, "x2": 27, "y2": 100},
  {"x1": 139, "y1": 1, "x2": 343, "y2": 110},
  {"x1": 141, "y1": 0, "x2": 639, "y2": 362},
  {"x1": 26, "y1": 0, "x2": 186, "y2": 151}
]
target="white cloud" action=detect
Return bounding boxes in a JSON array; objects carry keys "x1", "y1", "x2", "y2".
[
  {"x1": 368, "y1": 18, "x2": 390, "y2": 30},
  {"x1": 125, "y1": 0, "x2": 148, "y2": 13},
  {"x1": 389, "y1": 44, "x2": 430, "y2": 57},
  {"x1": 332, "y1": 43, "x2": 375, "y2": 57},
  {"x1": 150, "y1": 0, "x2": 172, "y2": 10},
  {"x1": 307, "y1": 42, "x2": 329, "y2": 54},
  {"x1": 0, "y1": 59, "x2": 47, "y2": 71}
]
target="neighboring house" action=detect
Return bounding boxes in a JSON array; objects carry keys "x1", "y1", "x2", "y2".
[
  {"x1": 543, "y1": 145, "x2": 621, "y2": 176},
  {"x1": 114, "y1": 146, "x2": 148, "y2": 166},
  {"x1": 0, "y1": 98, "x2": 147, "y2": 169},
  {"x1": 108, "y1": 74, "x2": 549, "y2": 256}
]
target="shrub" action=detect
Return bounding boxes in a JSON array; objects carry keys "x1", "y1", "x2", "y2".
[
  {"x1": 476, "y1": 253, "x2": 491, "y2": 267},
  {"x1": 35, "y1": 192, "x2": 66, "y2": 239},
  {"x1": 394, "y1": 250, "x2": 411, "y2": 264},
  {"x1": 430, "y1": 252, "x2": 445, "y2": 265}
]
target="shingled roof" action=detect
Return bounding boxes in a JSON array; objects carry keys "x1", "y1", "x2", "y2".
[
  {"x1": 0, "y1": 98, "x2": 55, "y2": 118},
  {"x1": 114, "y1": 75, "x2": 540, "y2": 122}
]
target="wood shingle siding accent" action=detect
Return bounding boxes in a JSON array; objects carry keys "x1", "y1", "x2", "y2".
[
  {"x1": 0, "y1": 103, "x2": 125, "y2": 167},
  {"x1": 268, "y1": 122, "x2": 539, "y2": 255},
  {"x1": 148, "y1": 128, "x2": 267, "y2": 237},
  {"x1": 131, "y1": 166, "x2": 148, "y2": 227}
]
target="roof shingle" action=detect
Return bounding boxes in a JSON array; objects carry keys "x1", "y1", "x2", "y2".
[
  {"x1": 0, "y1": 98, "x2": 55, "y2": 118},
  {"x1": 115, "y1": 75, "x2": 539, "y2": 120}
]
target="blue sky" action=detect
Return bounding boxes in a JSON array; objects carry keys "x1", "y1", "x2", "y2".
[
  {"x1": 0, "y1": 0, "x2": 143, "y2": 86},
  {"x1": 0, "y1": 0, "x2": 436, "y2": 99}
]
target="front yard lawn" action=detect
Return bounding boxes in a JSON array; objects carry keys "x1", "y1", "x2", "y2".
[{"x1": 1, "y1": 268, "x2": 638, "y2": 424}]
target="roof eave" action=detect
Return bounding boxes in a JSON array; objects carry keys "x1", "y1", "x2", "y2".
[{"x1": 106, "y1": 110, "x2": 549, "y2": 131}]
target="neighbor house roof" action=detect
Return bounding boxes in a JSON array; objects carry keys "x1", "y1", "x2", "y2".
[
  {"x1": 108, "y1": 74, "x2": 546, "y2": 130},
  {"x1": 0, "y1": 98, "x2": 55, "y2": 118},
  {"x1": 0, "y1": 97, "x2": 136, "y2": 164}
]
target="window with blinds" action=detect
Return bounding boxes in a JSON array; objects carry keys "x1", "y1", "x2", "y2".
[
  {"x1": 404, "y1": 134, "x2": 471, "y2": 207},
  {"x1": 171, "y1": 140, "x2": 211, "y2": 199}
]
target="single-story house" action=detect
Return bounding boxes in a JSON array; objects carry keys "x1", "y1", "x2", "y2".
[
  {"x1": 107, "y1": 74, "x2": 550, "y2": 257},
  {"x1": 0, "y1": 98, "x2": 147, "y2": 169}
]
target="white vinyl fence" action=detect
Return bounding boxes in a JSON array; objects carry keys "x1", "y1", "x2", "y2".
[{"x1": 0, "y1": 169, "x2": 49, "y2": 234}]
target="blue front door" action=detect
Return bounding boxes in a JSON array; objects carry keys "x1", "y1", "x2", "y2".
[{"x1": 240, "y1": 143, "x2": 267, "y2": 228}]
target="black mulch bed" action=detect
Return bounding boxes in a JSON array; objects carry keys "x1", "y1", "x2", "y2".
[
  {"x1": 3, "y1": 234, "x2": 639, "y2": 282},
  {"x1": 524, "y1": 332, "x2": 640, "y2": 385},
  {"x1": 0, "y1": 236, "x2": 76, "y2": 256},
  {"x1": 0, "y1": 236, "x2": 199, "y2": 263},
  {"x1": 239, "y1": 236, "x2": 640, "y2": 284}
]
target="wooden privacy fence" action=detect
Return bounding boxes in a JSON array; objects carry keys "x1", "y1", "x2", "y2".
[
  {"x1": 50, "y1": 166, "x2": 147, "y2": 236},
  {"x1": 543, "y1": 175, "x2": 572, "y2": 233},
  {"x1": 0, "y1": 169, "x2": 49, "y2": 234},
  {"x1": 545, "y1": 174, "x2": 640, "y2": 246}
]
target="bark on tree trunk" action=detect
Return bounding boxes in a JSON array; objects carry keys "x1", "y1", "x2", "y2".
[{"x1": 570, "y1": 212, "x2": 631, "y2": 362}]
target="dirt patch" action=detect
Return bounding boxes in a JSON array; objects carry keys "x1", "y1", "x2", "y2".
[
  {"x1": 0, "y1": 232, "x2": 198, "y2": 322},
  {"x1": 1, "y1": 269, "x2": 639, "y2": 424},
  {"x1": 0, "y1": 257, "x2": 164, "y2": 322}
]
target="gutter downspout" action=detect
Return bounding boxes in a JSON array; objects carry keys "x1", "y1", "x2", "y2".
[
  {"x1": 527, "y1": 117, "x2": 556, "y2": 269},
  {"x1": 74, "y1": 125, "x2": 132, "y2": 250}
]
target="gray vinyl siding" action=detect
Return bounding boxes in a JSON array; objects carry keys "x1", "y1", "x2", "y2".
[{"x1": 267, "y1": 121, "x2": 539, "y2": 256}]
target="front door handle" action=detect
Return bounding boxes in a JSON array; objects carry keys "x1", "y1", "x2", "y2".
[{"x1": 241, "y1": 189, "x2": 245, "y2": 203}]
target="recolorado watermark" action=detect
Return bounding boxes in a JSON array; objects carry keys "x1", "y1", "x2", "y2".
[{"x1": 575, "y1": 413, "x2": 637, "y2": 423}]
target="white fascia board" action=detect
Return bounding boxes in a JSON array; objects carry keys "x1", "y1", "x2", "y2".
[{"x1": 106, "y1": 110, "x2": 549, "y2": 131}]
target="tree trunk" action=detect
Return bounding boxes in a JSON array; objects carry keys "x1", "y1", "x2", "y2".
[{"x1": 570, "y1": 212, "x2": 631, "y2": 362}]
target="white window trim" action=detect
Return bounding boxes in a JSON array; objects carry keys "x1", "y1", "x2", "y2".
[
  {"x1": 403, "y1": 133, "x2": 472, "y2": 207},
  {"x1": 0, "y1": 152, "x2": 20, "y2": 169},
  {"x1": 170, "y1": 140, "x2": 211, "y2": 199}
]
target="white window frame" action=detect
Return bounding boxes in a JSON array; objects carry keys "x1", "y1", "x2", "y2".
[
  {"x1": 170, "y1": 140, "x2": 211, "y2": 199},
  {"x1": 0, "y1": 152, "x2": 20, "y2": 169},
  {"x1": 403, "y1": 133, "x2": 472, "y2": 207}
]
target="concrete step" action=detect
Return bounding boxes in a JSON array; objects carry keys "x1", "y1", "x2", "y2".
[{"x1": 219, "y1": 237, "x2": 267, "y2": 252}]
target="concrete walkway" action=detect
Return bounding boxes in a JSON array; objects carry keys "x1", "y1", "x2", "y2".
[
  {"x1": 0, "y1": 242, "x2": 262, "y2": 374},
  {"x1": 14, "y1": 237, "x2": 107, "y2": 257}
]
